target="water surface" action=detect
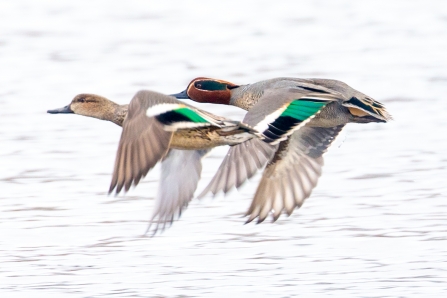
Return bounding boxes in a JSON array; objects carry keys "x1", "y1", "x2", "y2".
[{"x1": 1, "y1": 0, "x2": 447, "y2": 297}]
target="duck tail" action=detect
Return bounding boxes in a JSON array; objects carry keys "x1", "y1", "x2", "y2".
[{"x1": 343, "y1": 96, "x2": 392, "y2": 123}]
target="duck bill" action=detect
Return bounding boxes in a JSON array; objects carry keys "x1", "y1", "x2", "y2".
[
  {"x1": 169, "y1": 89, "x2": 189, "y2": 99},
  {"x1": 47, "y1": 105, "x2": 74, "y2": 114}
]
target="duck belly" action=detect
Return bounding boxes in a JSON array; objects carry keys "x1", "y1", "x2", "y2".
[{"x1": 170, "y1": 128, "x2": 253, "y2": 150}]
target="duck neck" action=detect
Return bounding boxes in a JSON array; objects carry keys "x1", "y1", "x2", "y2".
[
  {"x1": 229, "y1": 84, "x2": 263, "y2": 111},
  {"x1": 110, "y1": 104, "x2": 128, "y2": 127},
  {"x1": 91, "y1": 101, "x2": 128, "y2": 127}
]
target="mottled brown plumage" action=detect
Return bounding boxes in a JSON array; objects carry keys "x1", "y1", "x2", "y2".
[
  {"x1": 48, "y1": 89, "x2": 260, "y2": 234},
  {"x1": 108, "y1": 94, "x2": 173, "y2": 194}
]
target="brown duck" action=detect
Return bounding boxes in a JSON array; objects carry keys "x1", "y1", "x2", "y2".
[{"x1": 48, "y1": 90, "x2": 266, "y2": 233}]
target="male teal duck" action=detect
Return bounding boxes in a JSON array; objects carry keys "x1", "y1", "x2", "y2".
[
  {"x1": 48, "y1": 90, "x2": 264, "y2": 233},
  {"x1": 172, "y1": 77, "x2": 392, "y2": 223}
]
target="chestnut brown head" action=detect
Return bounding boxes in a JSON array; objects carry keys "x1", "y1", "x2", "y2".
[{"x1": 170, "y1": 77, "x2": 239, "y2": 105}]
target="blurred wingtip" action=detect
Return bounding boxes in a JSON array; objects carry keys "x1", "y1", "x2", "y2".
[
  {"x1": 244, "y1": 212, "x2": 256, "y2": 224},
  {"x1": 143, "y1": 223, "x2": 157, "y2": 238}
]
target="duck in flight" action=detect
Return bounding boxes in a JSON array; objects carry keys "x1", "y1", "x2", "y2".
[
  {"x1": 171, "y1": 77, "x2": 392, "y2": 223},
  {"x1": 48, "y1": 90, "x2": 268, "y2": 233}
]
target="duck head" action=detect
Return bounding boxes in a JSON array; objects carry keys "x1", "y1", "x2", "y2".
[
  {"x1": 171, "y1": 77, "x2": 239, "y2": 105},
  {"x1": 48, "y1": 94, "x2": 120, "y2": 122}
]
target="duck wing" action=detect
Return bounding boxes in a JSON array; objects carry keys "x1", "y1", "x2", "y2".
[
  {"x1": 198, "y1": 87, "x2": 341, "y2": 198},
  {"x1": 197, "y1": 138, "x2": 277, "y2": 198},
  {"x1": 146, "y1": 149, "x2": 210, "y2": 235},
  {"x1": 109, "y1": 91, "x2": 175, "y2": 194},
  {"x1": 245, "y1": 125, "x2": 345, "y2": 223},
  {"x1": 244, "y1": 87, "x2": 341, "y2": 144},
  {"x1": 109, "y1": 90, "x2": 239, "y2": 194}
]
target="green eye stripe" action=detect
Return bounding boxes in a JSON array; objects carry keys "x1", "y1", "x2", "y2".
[
  {"x1": 175, "y1": 107, "x2": 208, "y2": 123},
  {"x1": 200, "y1": 81, "x2": 227, "y2": 91}
]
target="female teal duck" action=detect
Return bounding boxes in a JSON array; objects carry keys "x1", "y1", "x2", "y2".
[
  {"x1": 172, "y1": 77, "x2": 392, "y2": 223},
  {"x1": 48, "y1": 90, "x2": 264, "y2": 233}
]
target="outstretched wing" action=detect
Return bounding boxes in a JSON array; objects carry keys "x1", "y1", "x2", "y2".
[
  {"x1": 197, "y1": 138, "x2": 277, "y2": 198},
  {"x1": 109, "y1": 90, "x2": 235, "y2": 195},
  {"x1": 146, "y1": 149, "x2": 210, "y2": 235},
  {"x1": 198, "y1": 87, "x2": 341, "y2": 198},
  {"x1": 244, "y1": 88, "x2": 340, "y2": 145},
  {"x1": 245, "y1": 125, "x2": 345, "y2": 223},
  {"x1": 109, "y1": 91, "x2": 174, "y2": 194}
]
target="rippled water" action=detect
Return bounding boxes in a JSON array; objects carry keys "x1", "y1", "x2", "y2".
[{"x1": 1, "y1": 0, "x2": 447, "y2": 296}]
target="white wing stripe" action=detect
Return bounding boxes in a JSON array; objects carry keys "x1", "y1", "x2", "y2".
[{"x1": 146, "y1": 103, "x2": 184, "y2": 117}]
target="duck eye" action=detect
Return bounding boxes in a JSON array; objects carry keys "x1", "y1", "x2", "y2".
[
  {"x1": 195, "y1": 83, "x2": 202, "y2": 89},
  {"x1": 78, "y1": 98, "x2": 86, "y2": 103}
]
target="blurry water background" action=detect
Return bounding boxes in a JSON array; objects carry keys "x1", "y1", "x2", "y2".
[{"x1": 1, "y1": 0, "x2": 447, "y2": 297}]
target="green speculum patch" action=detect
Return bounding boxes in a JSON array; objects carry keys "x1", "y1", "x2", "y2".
[
  {"x1": 175, "y1": 108, "x2": 208, "y2": 123},
  {"x1": 280, "y1": 100, "x2": 327, "y2": 121}
]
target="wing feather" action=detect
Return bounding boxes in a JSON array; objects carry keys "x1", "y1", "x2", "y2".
[
  {"x1": 198, "y1": 138, "x2": 277, "y2": 198},
  {"x1": 109, "y1": 91, "x2": 174, "y2": 194},
  {"x1": 146, "y1": 149, "x2": 209, "y2": 235},
  {"x1": 244, "y1": 125, "x2": 345, "y2": 223}
]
